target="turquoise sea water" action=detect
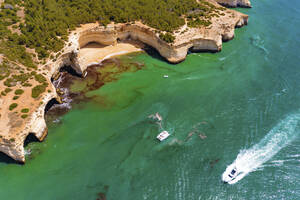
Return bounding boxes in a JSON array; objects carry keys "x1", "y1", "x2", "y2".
[{"x1": 1, "y1": 0, "x2": 300, "y2": 199}]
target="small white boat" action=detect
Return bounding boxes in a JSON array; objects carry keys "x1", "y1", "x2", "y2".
[
  {"x1": 163, "y1": 75, "x2": 169, "y2": 78},
  {"x1": 222, "y1": 163, "x2": 246, "y2": 184},
  {"x1": 157, "y1": 131, "x2": 170, "y2": 141}
]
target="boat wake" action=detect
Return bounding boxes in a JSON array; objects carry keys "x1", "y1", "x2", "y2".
[
  {"x1": 222, "y1": 112, "x2": 300, "y2": 184},
  {"x1": 250, "y1": 35, "x2": 269, "y2": 55}
]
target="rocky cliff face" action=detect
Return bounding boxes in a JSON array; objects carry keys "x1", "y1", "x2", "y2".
[
  {"x1": 214, "y1": 0, "x2": 252, "y2": 7},
  {"x1": 50, "y1": 0, "x2": 249, "y2": 72},
  {"x1": 0, "y1": 0, "x2": 250, "y2": 163},
  {"x1": 70, "y1": 6, "x2": 248, "y2": 71}
]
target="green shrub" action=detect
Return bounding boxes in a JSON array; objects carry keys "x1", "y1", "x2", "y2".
[
  {"x1": 0, "y1": 0, "x2": 222, "y2": 73},
  {"x1": 21, "y1": 114, "x2": 28, "y2": 119},
  {"x1": 187, "y1": 18, "x2": 212, "y2": 27},
  {"x1": 15, "y1": 89, "x2": 24, "y2": 95},
  {"x1": 21, "y1": 108, "x2": 29, "y2": 113},
  {"x1": 12, "y1": 73, "x2": 31, "y2": 84},
  {"x1": 34, "y1": 73, "x2": 47, "y2": 84},
  {"x1": 159, "y1": 33, "x2": 175, "y2": 43},
  {"x1": 9, "y1": 103, "x2": 18, "y2": 111},
  {"x1": 5, "y1": 88, "x2": 12, "y2": 93},
  {"x1": 0, "y1": 75, "x2": 6, "y2": 81},
  {"x1": 31, "y1": 84, "x2": 47, "y2": 98},
  {"x1": 4, "y1": 78, "x2": 14, "y2": 87},
  {"x1": 22, "y1": 83, "x2": 32, "y2": 87},
  {"x1": 13, "y1": 95, "x2": 19, "y2": 100}
]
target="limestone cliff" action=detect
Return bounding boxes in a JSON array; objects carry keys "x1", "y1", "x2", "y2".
[
  {"x1": 214, "y1": 0, "x2": 252, "y2": 7},
  {"x1": 73, "y1": 5, "x2": 248, "y2": 71},
  {"x1": 0, "y1": 0, "x2": 250, "y2": 163}
]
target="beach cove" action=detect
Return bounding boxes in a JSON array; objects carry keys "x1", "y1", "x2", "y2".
[
  {"x1": 0, "y1": 0, "x2": 300, "y2": 199},
  {"x1": 0, "y1": 0, "x2": 249, "y2": 162}
]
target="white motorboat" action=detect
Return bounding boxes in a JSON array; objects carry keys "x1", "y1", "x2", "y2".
[
  {"x1": 157, "y1": 131, "x2": 170, "y2": 141},
  {"x1": 222, "y1": 163, "x2": 246, "y2": 184}
]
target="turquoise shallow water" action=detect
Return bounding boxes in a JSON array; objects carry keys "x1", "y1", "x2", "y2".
[{"x1": 1, "y1": 0, "x2": 300, "y2": 199}]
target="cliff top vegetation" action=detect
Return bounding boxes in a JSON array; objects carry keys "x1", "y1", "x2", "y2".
[
  {"x1": 0, "y1": 0, "x2": 225, "y2": 63},
  {"x1": 0, "y1": 0, "x2": 227, "y2": 103}
]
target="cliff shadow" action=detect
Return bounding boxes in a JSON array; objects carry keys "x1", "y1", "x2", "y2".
[
  {"x1": 144, "y1": 45, "x2": 218, "y2": 64},
  {"x1": 81, "y1": 42, "x2": 107, "y2": 49},
  {"x1": 44, "y1": 98, "x2": 60, "y2": 114},
  {"x1": 24, "y1": 133, "x2": 40, "y2": 147},
  {"x1": 142, "y1": 45, "x2": 170, "y2": 63},
  {"x1": 0, "y1": 133, "x2": 43, "y2": 165},
  {"x1": 60, "y1": 65, "x2": 82, "y2": 78},
  {"x1": 0, "y1": 152, "x2": 21, "y2": 164},
  {"x1": 188, "y1": 46, "x2": 219, "y2": 54},
  {"x1": 116, "y1": 38, "x2": 169, "y2": 63}
]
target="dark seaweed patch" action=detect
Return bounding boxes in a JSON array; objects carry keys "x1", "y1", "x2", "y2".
[{"x1": 45, "y1": 58, "x2": 144, "y2": 125}]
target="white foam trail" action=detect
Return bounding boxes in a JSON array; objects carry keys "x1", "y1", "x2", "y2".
[
  {"x1": 223, "y1": 112, "x2": 300, "y2": 184},
  {"x1": 288, "y1": 154, "x2": 300, "y2": 158},
  {"x1": 250, "y1": 35, "x2": 269, "y2": 55}
]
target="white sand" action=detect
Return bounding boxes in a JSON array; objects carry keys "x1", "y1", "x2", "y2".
[{"x1": 78, "y1": 42, "x2": 143, "y2": 67}]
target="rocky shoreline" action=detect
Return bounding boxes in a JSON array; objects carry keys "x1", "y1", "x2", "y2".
[
  {"x1": 214, "y1": 0, "x2": 251, "y2": 8},
  {"x1": 46, "y1": 57, "x2": 144, "y2": 123},
  {"x1": 0, "y1": 0, "x2": 251, "y2": 162}
]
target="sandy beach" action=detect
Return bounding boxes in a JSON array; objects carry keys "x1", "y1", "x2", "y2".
[{"x1": 78, "y1": 42, "x2": 143, "y2": 67}]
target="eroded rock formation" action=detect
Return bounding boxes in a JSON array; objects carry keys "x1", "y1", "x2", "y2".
[
  {"x1": 70, "y1": 6, "x2": 248, "y2": 72},
  {"x1": 214, "y1": 0, "x2": 252, "y2": 8},
  {"x1": 0, "y1": 0, "x2": 250, "y2": 163}
]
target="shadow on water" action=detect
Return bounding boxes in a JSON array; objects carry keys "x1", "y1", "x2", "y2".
[
  {"x1": 50, "y1": 65, "x2": 82, "y2": 82},
  {"x1": 0, "y1": 133, "x2": 40, "y2": 165},
  {"x1": 188, "y1": 46, "x2": 219, "y2": 54},
  {"x1": 24, "y1": 133, "x2": 40, "y2": 147},
  {"x1": 60, "y1": 65, "x2": 82, "y2": 77},
  {"x1": 143, "y1": 44, "x2": 220, "y2": 64},
  {"x1": 44, "y1": 98, "x2": 61, "y2": 114},
  {"x1": 0, "y1": 152, "x2": 21, "y2": 165}
]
